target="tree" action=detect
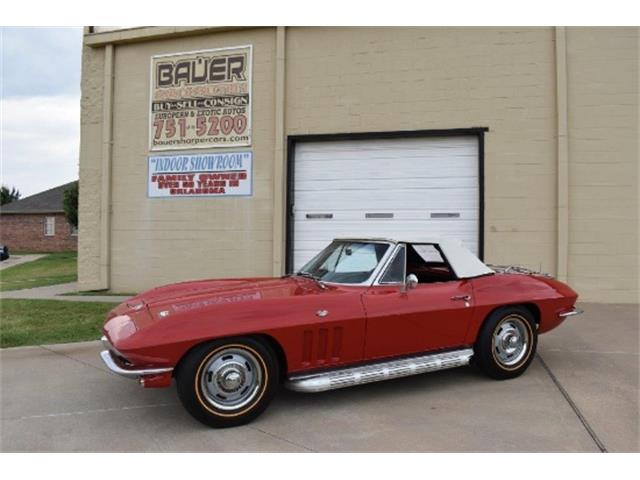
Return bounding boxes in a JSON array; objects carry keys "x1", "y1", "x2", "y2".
[
  {"x1": 0, "y1": 186, "x2": 21, "y2": 205},
  {"x1": 63, "y1": 182, "x2": 79, "y2": 228}
]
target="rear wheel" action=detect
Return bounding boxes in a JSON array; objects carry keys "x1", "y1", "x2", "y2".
[
  {"x1": 176, "y1": 337, "x2": 279, "y2": 428},
  {"x1": 475, "y1": 306, "x2": 537, "y2": 380}
]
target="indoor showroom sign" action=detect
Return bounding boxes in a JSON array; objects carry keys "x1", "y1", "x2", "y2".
[
  {"x1": 148, "y1": 152, "x2": 253, "y2": 198},
  {"x1": 150, "y1": 45, "x2": 252, "y2": 151}
]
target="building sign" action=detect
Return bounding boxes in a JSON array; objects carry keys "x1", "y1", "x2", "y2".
[
  {"x1": 148, "y1": 152, "x2": 252, "y2": 198},
  {"x1": 150, "y1": 45, "x2": 252, "y2": 151}
]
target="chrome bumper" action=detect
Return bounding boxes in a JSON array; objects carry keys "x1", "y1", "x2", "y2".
[
  {"x1": 100, "y1": 336, "x2": 173, "y2": 379},
  {"x1": 558, "y1": 307, "x2": 584, "y2": 318}
]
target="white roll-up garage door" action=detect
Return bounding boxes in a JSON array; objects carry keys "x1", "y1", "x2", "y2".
[{"x1": 291, "y1": 135, "x2": 480, "y2": 272}]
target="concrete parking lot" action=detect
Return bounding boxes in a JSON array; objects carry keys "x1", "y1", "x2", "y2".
[{"x1": 0, "y1": 302, "x2": 637, "y2": 452}]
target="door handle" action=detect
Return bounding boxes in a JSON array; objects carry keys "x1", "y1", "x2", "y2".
[
  {"x1": 450, "y1": 295, "x2": 471, "y2": 307},
  {"x1": 450, "y1": 295, "x2": 471, "y2": 301}
]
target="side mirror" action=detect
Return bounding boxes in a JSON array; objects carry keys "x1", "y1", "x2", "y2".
[{"x1": 404, "y1": 274, "x2": 418, "y2": 291}]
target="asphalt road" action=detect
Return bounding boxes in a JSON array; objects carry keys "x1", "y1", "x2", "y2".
[{"x1": 0, "y1": 302, "x2": 637, "y2": 452}]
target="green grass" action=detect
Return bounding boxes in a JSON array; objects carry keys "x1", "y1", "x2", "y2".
[
  {"x1": 0, "y1": 252, "x2": 77, "y2": 291},
  {"x1": 0, "y1": 299, "x2": 118, "y2": 348}
]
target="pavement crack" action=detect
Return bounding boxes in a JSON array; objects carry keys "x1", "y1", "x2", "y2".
[
  {"x1": 249, "y1": 425, "x2": 317, "y2": 452},
  {"x1": 542, "y1": 348, "x2": 638, "y2": 356},
  {"x1": 38, "y1": 344, "x2": 108, "y2": 374},
  {"x1": 2, "y1": 403, "x2": 178, "y2": 421},
  {"x1": 537, "y1": 353, "x2": 608, "y2": 453}
]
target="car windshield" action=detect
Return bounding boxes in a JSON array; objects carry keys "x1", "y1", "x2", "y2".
[{"x1": 298, "y1": 241, "x2": 390, "y2": 284}]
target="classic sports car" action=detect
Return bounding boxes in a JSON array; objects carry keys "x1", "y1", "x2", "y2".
[{"x1": 100, "y1": 237, "x2": 582, "y2": 428}]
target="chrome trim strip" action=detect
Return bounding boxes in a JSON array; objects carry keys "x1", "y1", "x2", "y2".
[
  {"x1": 558, "y1": 307, "x2": 584, "y2": 318},
  {"x1": 100, "y1": 336, "x2": 173, "y2": 379},
  {"x1": 285, "y1": 348, "x2": 474, "y2": 393}
]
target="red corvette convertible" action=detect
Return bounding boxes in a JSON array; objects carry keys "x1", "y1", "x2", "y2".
[{"x1": 100, "y1": 237, "x2": 582, "y2": 428}]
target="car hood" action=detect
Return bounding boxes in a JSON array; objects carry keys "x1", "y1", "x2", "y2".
[{"x1": 125, "y1": 276, "x2": 320, "y2": 319}]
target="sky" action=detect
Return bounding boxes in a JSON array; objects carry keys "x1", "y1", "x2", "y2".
[{"x1": 1, "y1": 27, "x2": 83, "y2": 197}]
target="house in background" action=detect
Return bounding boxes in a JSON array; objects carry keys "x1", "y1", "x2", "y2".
[{"x1": 0, "y1": 181, "x2": 78, "y2": 252}]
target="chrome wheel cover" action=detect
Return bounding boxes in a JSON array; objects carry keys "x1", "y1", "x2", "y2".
[
  {"x1": 199, "y1": 348, "x2": 263, "y2": 411},
  {"x1": 492, "y1": 315, "x2": 530, "y2": 367}
]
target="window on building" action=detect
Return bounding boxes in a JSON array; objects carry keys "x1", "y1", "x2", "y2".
[
  {"x1": 70, "y1": 224, "x2": 78, "y2": 236},
  {"x1": 44, "y1": 216, "x2": 56, "y2": 236}
]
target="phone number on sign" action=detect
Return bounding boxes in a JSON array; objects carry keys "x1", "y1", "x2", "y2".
[{"x1": 152, "y1": 114, "x2": 248, "y2": 139}]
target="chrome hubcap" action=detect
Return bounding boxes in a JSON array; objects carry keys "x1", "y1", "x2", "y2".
[
  {"x1": 200, "y1": 348, "x2": 262, "y2": 411},
  {"x1": 493, "y1": 316, "x2": 529, "y2": 366},
  {"x1": 218, "y1": 366, "x2": 244, "y2": 392}
]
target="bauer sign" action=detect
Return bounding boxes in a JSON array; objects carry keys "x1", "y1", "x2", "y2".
[
  {"x1": 150, "y1": 45, "x2": 252, "y2": 151},
  {"x1": 148, "y1": 152, "x2": 253, "y2": 198}
]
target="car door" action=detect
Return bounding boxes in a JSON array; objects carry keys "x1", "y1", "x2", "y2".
[{"x1": 362, "y1": 243, "x2": 475, "y2": 360}]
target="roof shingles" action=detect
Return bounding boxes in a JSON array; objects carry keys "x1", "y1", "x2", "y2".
[{"x1": 0, "y1": 181, "x2": 78, "y2": 214}]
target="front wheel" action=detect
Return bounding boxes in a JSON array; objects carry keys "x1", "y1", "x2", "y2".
[
  {"x1": 474, "y1": 306, "x2": 538, "y2": 380},
  {"x1": 176, "y1": 337, "x2": 279, "y2": 428}
]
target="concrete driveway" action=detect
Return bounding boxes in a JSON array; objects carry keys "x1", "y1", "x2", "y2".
[
  {"x1": 0, "y1": 254, "x2": 46, "y2": 271},
  {"x1": 0, "y1": 282, "x2": 131, "y2": 303},
  {"x1": 0, "y1": 302, "x2": 637, "y2": 452}
]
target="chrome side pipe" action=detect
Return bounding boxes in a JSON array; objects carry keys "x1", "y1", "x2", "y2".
[{"x1": 285, "y1": 348, "x2": 474, "y2": 393}]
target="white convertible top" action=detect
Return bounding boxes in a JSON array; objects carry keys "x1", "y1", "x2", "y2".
[{"x1": 334, "y1": 236, "x2": 495, "y2": 279}]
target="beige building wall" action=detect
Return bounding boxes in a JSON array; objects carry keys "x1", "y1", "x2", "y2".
[
  {"x1": 78, "y1": 43, "x2": 105, "y2": 290},
  {"x1": 566, "y1": 27, "x2": 639, "y2": 303},
  {"x1": 78, "y1": 26, "x2": 639, "y2": 303},
  {"x1": 79, "y1": 28, "x2": 277, "y2": 293},
  {"x1": 108, "y1": 29, "x2": 276, "y2": 291},
  {"x1": 285, "y1": 27, "x2": 558, "y2": 275}
]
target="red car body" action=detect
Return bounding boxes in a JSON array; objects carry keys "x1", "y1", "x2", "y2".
[{"x1": 102, "y1": 240, "x2": 579, "y2": 389}]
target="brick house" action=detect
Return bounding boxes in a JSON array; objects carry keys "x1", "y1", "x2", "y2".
[{"x1": 0, "y1": 181, "x2": 78, "y2": 252}]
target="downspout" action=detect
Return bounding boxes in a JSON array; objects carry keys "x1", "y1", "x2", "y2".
[
  {"x1": 100, "y1": 44, "x2": 114, "y2": 289},
  {"x1": 272, "y1": 26, "x2": 287, "y2": 275},
  {"x1": 555, "y1": 27, "x2": 569, "y2": 282}
]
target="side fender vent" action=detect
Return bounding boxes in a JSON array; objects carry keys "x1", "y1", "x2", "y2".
[{"x1": 301, "y1": 327, "x2": 344, "y2": 368}]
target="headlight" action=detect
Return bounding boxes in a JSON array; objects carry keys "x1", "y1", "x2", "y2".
[{"x1": 104, "y1": 314, "x2": 137, "y2": 342}]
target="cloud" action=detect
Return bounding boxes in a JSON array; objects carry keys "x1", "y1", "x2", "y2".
[
  {"x1": 1, "y1": 94, "x2": 80, "y2": 196},
  {"x1": 1, "y1": 27, "x2": 83, "y2": 98},
  {"x1": 0, "y1": 27, "x2": 82, "y2": 197}
]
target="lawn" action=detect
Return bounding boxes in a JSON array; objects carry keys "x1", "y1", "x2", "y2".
[
  {"x1": 0, "y1": 252, "x2": 77, "y2": 291},
  {"x1": 0, "y1": 299, "x2": 118, "y2": 348}
]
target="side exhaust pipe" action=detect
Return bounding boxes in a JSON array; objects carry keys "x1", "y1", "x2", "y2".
[{"x1": 285, "y1": 348, "x2": 474, "y2": 393}]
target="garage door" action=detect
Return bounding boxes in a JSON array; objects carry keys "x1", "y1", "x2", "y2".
[{"x1": 291, "y1": 135, "x2": 480, "y2": 272}]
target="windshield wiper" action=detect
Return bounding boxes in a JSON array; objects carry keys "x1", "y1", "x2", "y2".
[{"x1": 296, "y1": 271, "x2": 327, "y2": 289}]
